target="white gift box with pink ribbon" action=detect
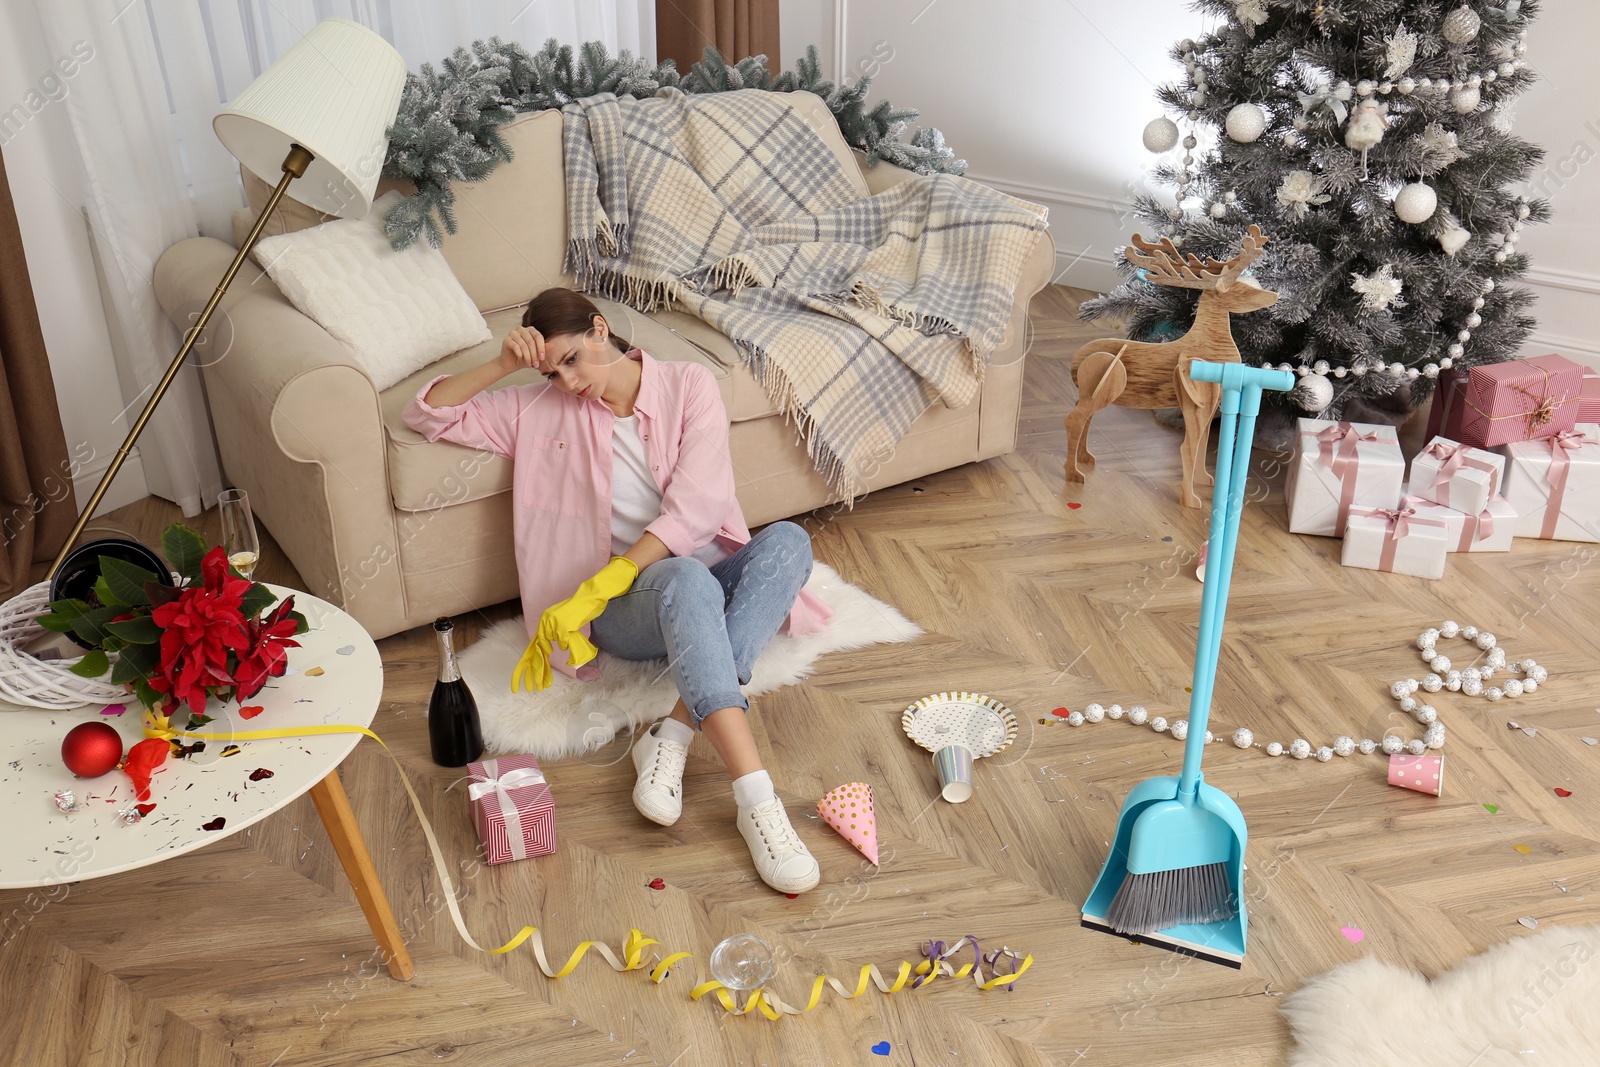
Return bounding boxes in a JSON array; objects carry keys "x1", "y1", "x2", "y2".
[
  {"x1": 1286, "y1": 419, "x2": 1406, "y2": 537},
  {"x1": 1399, "y1": 487, "x2": 1516, "y2": 553},
  {"x1": 1501, "y1": 424, "x2": 1600, "y2": 543},
  {"x1": 1339, "y1": 505, "x2": 1450, "y2": 579},
  {"x1": 1409, "y1": 436, "x2": 1505, "y2": 518}
]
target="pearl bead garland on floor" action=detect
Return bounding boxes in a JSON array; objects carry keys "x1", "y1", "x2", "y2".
[{"x1": 1041, "y1": 620, "x2": 1548, "y2": 762}]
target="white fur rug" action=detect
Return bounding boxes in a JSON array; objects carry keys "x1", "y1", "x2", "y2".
[
  {"x1": 457, "y1": 562, "x2": 922, "y2": 760},
  {"x1": 1283, "y1": 926, "x2": 1600, "y2": 1066}
]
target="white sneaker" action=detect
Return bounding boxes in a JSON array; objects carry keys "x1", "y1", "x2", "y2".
[
  {"x1": 737, "y1": 797, "x2": 821, "y2": 894},
  {"x1": 631, "y1": 727, "x2": 688, "y2": 826}
]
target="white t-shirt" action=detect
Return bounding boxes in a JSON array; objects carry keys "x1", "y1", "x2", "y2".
[{"x1": 611, "y1": 414, "x2": 726, "y2": 566}]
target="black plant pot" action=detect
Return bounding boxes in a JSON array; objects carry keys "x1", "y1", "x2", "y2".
[{"x1": 49, "y1": 537, "x2": 176, "y2": 650}]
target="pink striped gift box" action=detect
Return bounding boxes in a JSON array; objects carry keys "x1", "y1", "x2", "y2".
[{"x1": 467, "y1": 754, "x2": 557, "y2": 864}]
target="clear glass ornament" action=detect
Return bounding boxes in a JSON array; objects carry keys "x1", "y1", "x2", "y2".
[{"x1": 711, "y1": 933, "x2": 776, "y2": 993}]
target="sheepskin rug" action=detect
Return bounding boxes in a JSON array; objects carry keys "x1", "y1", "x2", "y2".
[
  {"x1": 457, "y1": 562, "x2": 921, "y2": 760},
  {"x1": 1283, "y1": 926, "x2": 1600, "y2": 1066}
]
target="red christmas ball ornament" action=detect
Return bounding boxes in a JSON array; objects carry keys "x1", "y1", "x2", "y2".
[{"x1": 62, "y1": 721, "x2": 124, "y2": 778}]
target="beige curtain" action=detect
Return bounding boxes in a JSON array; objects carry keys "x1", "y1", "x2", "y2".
[
  {"x1": 655, "y1": 0, "x2": 780, "y2": 68},
  {"x1": 0, "y1": 147, "x2": 78, "y2": 600}
]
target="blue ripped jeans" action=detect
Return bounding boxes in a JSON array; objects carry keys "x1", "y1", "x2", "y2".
[{"x1": 589, "y1": 521, "x2": 814, "y2": 727}]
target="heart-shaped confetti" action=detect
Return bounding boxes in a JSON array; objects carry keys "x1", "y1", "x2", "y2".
[
  {"x1": 100, "y1": 703, "x2": 126, "y2": 717},
  {"x1": 1340, "y1": 925, "x2": 1364, "y2": 944},
  {"x1": 646, "y1": 878, "x2": 666, "y2": 891},
  {"x1": 1067, "y1": 502, "x2": 1082, "y2": 509},
  {"x1": 305, "y1": 666, "x2": 325, "y2": 677},
  {"x1": 1051, "y1": 707, "x2": 1072, "y2": 718},
  {"x1": 221, "y1": 745, "x2": 242, "y2": 757},
  {"x1": 135, "y1": 803, "x2": 156, "y2": 817},
  {"x1": 1582, "y1": 737, "x2": 1599, "y2": 746},
  {"x1": 871, "y1": 1041, "x2": 892, "y2": 1056},
  {"x1": 1518, "y1": 916, "x2": 1539, "y2": 930},
  {"x1": 1554, "y1": 787, "x2": 1572, "y2": 797},
  {"x1": 202, "y1": 817, "x2": 226, "y2": 831},
  {"x1": 1506, "y1": 721, "x2": 1520, "y2": 730},
  {"x1": 239, "y1": 705, "x2": 264, "y2": 720},
  {"x1": 1483, "y1": 804, "x2": 1500, "y2": 814},
  {"x1": 1513, "y1": 844, "x2": 1533, "y2": 855},
  {"x1": 249, "y1": 768, "x2": 275, "y2": 782},
  {"x1": 336, "y1": 645, "x2": 355, "y2": 656},
  {"x1": 1161, "y1": 536, "x2": 1173, "y2": 542},
  {"x1": 1522, "y1": 727, "x2": 1538, "y2": 738},
  {"x1": 784, "y1": 893, "x2": 799, "y2": 899}
]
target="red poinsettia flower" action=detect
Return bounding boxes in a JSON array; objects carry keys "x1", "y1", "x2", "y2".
[
  {"x1": 235, "y1": 595, "x2": 302, "y2": 700},
  {"x1": 147, "y1": 547, "x2": 253, "y2": 714}
]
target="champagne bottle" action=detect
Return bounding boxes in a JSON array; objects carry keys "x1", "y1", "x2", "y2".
[{"x1": 429, "y1": 618, "x2": 484, "y2": 767}]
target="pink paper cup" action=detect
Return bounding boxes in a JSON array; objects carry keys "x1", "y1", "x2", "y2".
[
  {"x1": 1387, "y1": 753, "x2": 1445, "y2": 796},
  {"x1": 933, "y1": 744, "x2": 974, "y2": 804}
]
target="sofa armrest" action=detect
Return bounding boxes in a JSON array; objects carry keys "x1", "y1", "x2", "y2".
[
  {"x1": 153, "y1": 237, "x2": 407, "y2": 632},
  {"x1": 852, "y1": 150, "x2": 920, "y2": 195}
]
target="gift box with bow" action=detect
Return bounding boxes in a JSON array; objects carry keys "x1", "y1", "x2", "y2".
[
  {"x1": 1501, "y1": 425, "x2": 1600, "y2": 543},
  {"x1": 1340, "y1": 505, "x2": 1449, "y2": 579},
  {"x1": 1399, "y1": 489, "x2": 1516, "y2": 553},
  {"x1": 466, "y1": 754, "x2": 556, "y2": 864},
  {"x1": 1433, "y1": 354, "x2": 1583, "y2": 448},
  {"x1": 1409, "y1": 436, "x2": 1505, "y2": 518},
  {"x1": 1286, "y1": 418, "x2": 1405, "y2": 537}
]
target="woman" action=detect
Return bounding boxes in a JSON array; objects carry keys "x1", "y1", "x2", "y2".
[{"x1": 402, "y1": 288, "x2": 831, "y2": 894}]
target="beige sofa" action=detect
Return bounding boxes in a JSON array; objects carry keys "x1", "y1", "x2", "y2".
[{"x1": 153, "y1": 92, "x2": 1054, "y2": 640}]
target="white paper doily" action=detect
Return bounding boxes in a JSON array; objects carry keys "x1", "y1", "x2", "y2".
[{"x1": 900, "y1": 691, "x2": 1018, "y2": 758}]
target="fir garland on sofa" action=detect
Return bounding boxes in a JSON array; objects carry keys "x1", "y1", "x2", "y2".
[{"x1": 380, "y1": 39, "x2": 966, "y2": 250}]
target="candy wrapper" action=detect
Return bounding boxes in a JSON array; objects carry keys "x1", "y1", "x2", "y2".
[
  {"x1": 1435, "y1": 354, "x2": 1583, "y2": 448},
  {"x1": 1399, "y1": 491, "x2": 1516, "y2": 553},
  {"x1": 1409, "y1": 436, "x2": 1504, "y2": 518},
  {"x1": 466, "y1": 754, "x2": 556, "y2": 864},
  {"x1": 1340, "y1": 505, "x2": 1449, "y2": 579},
  {"x1": 1286, "y1": 419, "x2": 1405, "y2": 537},
  {"x1": 1501, "y1": 425, "x2": 1600, "y2": 543}
]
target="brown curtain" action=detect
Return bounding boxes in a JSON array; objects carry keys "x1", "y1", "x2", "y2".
[
  {"x1": 655, "y1": 0, "x2": 780, "y2": 69},
  {"x1": 0, "y1": 146, "x2": 79, "y2": 600}
]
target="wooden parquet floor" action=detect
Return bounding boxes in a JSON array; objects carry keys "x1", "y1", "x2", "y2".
[{"x1": 4, "y1": 286, "x2": 1599, "y2": 1067}]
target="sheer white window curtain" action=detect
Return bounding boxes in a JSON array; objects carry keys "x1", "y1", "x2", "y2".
[{"x1": 35, "y1": 0, "x2": 653, "y2": 517}]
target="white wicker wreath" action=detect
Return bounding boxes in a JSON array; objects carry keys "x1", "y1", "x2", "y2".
[{"x1": 0, "y1": 580, "x2": 129, "y2": 709}]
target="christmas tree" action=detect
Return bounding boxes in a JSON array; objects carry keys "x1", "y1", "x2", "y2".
[{"x1": 1082, "y1": 1, "x2": 1549, "y2": 441}]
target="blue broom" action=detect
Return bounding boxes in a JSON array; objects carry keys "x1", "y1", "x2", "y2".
[{"x1": 1079, "y1": 359, "x2": 1294, "y2": 968}]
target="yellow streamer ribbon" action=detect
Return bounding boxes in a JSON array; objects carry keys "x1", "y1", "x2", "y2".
[{"x1": 142, "y1": 710, "x2": 1033, "y2": 1014}]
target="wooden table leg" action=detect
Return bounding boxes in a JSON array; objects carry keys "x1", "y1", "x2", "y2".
[{"x1": 309, "y1": 769, "x2": 416, "y2": 981}]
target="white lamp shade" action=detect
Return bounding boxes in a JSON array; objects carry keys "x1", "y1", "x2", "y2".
[{"x1": 213, "y1": 18, "x2": 406, "y2": 219}]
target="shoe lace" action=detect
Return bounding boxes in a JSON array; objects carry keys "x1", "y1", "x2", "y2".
[
  {"x1": 749, "y1": 799, "x2": 802, "y2": 855},
  {"x1": 648, "y1": 740, "x2": 687, "y2": 788}
]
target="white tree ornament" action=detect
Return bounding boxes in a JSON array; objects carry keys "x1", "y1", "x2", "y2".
[
  {"x1": 1235, "y1": 0, "x2": 1269, "y2": 34},
  {"x1": 1352, "y1": 264, "x2": 1406, "y2": 311},
  {"x1": 1276, "y1": 170, "x2": 1332, "y2": 217},
  {"x1": 1226, "y1": 103, "x2": 1268, "y2": 142},
  {"x1": 1383, "y1": 25, "x2": 1419, "y2": 79},
  {"x1": 1443, "y1": 5, "x2": 1483, "y2": 45},
  {"x1": 1395, "y1": 182, "x2": 1438, "y2": 224},
  {"x1": 1143, "y1": 116, "x2": 1181, "y2": 152}
]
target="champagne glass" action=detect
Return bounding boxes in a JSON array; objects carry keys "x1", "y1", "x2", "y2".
[{"x1": 218, "y1": 488, "x2": 260, "y2": 580}]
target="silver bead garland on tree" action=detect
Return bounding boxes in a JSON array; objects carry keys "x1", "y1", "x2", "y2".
[{"x1": 1042, "y1": 621, "x2": 1548, "y2": 762}]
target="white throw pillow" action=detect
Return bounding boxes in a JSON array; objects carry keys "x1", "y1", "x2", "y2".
[{"x1": 251, "y1": 190, "x2": 491, "y2": 390}]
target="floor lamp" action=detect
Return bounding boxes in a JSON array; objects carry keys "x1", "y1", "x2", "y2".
[{"x1": 44, "y1": 17, "x2": 407, "y2": 582}]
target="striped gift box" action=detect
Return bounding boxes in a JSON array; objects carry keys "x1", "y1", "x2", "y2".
[
  {"x1": 1582, "y1": 370, "x2": 1600, "y2": 424},
  {"x1": 467, "y1": 754, "x2": 556, "y2": 864}
]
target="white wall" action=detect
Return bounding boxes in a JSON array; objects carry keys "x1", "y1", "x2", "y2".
[
  {"x1": 1, "y1": 2, "x2": 149, "y2": 519},
  {"x1": 783, "y1": 0, "x2": 1600, "y2": 369}
]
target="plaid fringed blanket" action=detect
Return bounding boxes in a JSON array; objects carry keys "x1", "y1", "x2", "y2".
[{"x1": 562, "y1": 88, "x2": 1047, "y2": 497}]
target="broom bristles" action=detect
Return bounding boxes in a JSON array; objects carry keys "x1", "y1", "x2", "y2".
[{"x1": 1102, "y1": 862, "x2": 1237, "y2": 936}]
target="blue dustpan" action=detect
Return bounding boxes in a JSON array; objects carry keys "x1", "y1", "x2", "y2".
[{"x1": 1080, "y1": 361, "x2": 1294, "y2": 968}]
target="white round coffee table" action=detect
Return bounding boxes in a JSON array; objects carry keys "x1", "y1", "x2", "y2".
[{"x1": 0, "y1": 585, "x2": 413, "y2": 979}]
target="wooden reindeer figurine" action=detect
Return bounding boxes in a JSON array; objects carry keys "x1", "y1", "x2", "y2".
[{"x1": 1065, "y1": 224, "x2": 1277, "y2": 509}]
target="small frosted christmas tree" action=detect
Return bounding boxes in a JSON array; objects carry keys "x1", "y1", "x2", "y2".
[{"x1": 1083, "y1": 1, "x2": 1549, "y2": 439}]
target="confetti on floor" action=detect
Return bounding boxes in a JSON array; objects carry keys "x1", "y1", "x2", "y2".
[
  {"x1": 1554, "y1": 787, "x2": 1572, "y2": 797},
  {"x1": 1513, "y1": 844, "x2": 1533, "y2": 855},
  {"x1": 1340, "y1": 926, "x2": 1364, "y2": 944},
  {"x1": 1483, "y1": 804, "x2": 1500, "y2": 814},
  {"x1": 646, "y1": 878, "x2": 665, "y2": 891},
  {"x1": 1518, "y1": 917, "x2": 1539, "y2": 929},
  {"x1": 871, "y1": 1041, "x2": 892, "y2": 1056}
]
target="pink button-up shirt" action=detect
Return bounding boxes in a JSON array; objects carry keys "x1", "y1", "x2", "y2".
[{"x1": 402, "y1": 348, "x2": 832, "y2": 679}]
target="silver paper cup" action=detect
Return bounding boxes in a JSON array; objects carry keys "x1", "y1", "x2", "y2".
[{"x1": 933, "y1": 744, "x2": 975, "y2": 803}]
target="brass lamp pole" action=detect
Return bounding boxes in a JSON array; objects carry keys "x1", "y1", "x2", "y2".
[{"x1": 44, "y1": 144, "x2": 315, "y2": 582}]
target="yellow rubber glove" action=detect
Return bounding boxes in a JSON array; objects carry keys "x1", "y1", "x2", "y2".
[{"x1": 512, "y1": 556, "x2": 640, "y2": 692}]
